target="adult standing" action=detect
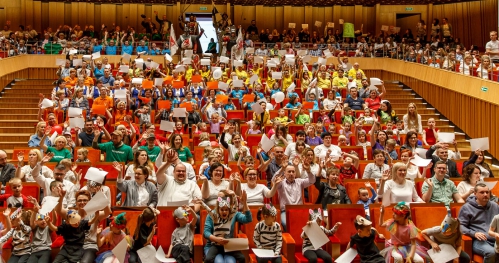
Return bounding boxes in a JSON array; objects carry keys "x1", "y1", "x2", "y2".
[
  {"x1": 441, "y1": 18, "x2": 452, "y2": 42},
  {"x1": 486, "y1": 31, "x2": 499, "y2": 64},
  {"x1": 92, "y1": 130, "x2": 133, "y2": 163},
  {"x1": 402, "y1": 103, "x2": 423, "y2": 134},
  {"x1": 459, "y1": 183, "x2": 499, "y2": 263}
]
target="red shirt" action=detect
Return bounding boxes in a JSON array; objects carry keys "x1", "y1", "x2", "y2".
[
  {"x1": 365, "y1": 96, "x2": 381, "y2": 111},
  {"x1": 339, "y1": 165, "x2": 358, "y2": 185}
]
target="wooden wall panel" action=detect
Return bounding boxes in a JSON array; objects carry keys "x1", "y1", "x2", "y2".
[
  {"x1": 94, "y1": 4, "x2": 101, "y2": 32},
  {"x1": 78, "y1": 2, "x2": 87, "y2": 27},
  {"x1": 101, "y1": 4, "x2": 116, "y2": 30},
  {"x1": 262, "y1": 7, "x2": 276, "y2": 32},
  {"x1": 41, "y1": 2, "x2": 49, "y2": 33},
  {"x1": 70, "y1": 2, "x2": 79, "y2": 27},
  {"x1": 24, "y1": 0, "x2": 33, "y2": 28},
  {"x1": 275, "y1": 6, "x2": 284, "y2": 32},
  {"x1": 32, "y1": 0, "x2": 41, "y2": 32}
]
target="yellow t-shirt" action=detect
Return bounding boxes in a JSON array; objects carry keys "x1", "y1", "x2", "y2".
[
  {"x1": 348, "y1": 68, "x2": 366, "y2": 79},
  {"x1": 317, "y1": 76, "x2": 331, "y2": 89},
  {"x1": 236, "y1": 69, "x2": 248, "y2": 79},
  {"x1": 333, "y1": 76, "x2": 349, "y2": 88},
  {"x1": 282, "y1": 76, "x2": 294, "y2": 91},
  {"x1": 185, "y1": 68, "x2": 195, "y2": 82}
]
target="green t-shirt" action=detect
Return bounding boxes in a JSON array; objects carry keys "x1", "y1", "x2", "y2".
[
  {"x1": 43, "y1": 42, "x2": 62, "y2": 54},
  {"x1": 98, "y1": 142, "x2": 133, "y2": 163},
  {"x1": 140, "y1": 146, "x2": 161, "y2": 162},
  {"x1": 176, "y1": 147, "x2": 193, "y2": 162},
  {"x1": 296, "y1": 114, "x2": 311, "y2": 125},
  {"x1": 47, "y1": 147, "x2": 72, "y2": 163}
]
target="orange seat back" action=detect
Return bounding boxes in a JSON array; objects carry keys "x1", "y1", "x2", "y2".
[
  {"x1": 246, "y1": 135, "x2": 263, "y2": 148},
  {"x1": 242, "y1": 206, "x2": 281, "y2": 248},
  {"x1": 227, "y1": 110, "x2": 245, "y2": 120},
  {"x1": 344, "y1": 179, "x2": 377, "y2": 204},
  {"x1": 5, "y1": 182, "x2": 40, "y2": 205},
  {"x1": 12, "y1": 147, "x2": 32, "y2": 162},
  {"x1": 74, "y1": 162, "x2": 92, "y2": 186},
  {"x1": 410, "y1": 203, "x2": 448, "y2": 231},
  {"x1": 94, "y1": 162, "x2": 124, "y2": 180},
  {"x1": 157, "y1": 207, "x2": 188, "y2": 250},
  {"x1": 369, "y1": 203, "x2": 393, "y2": 239},
  {"x1": 327, "y1": 204, "x2": 365, "y2": 250},
  {"x1": 74, "y1": 147, "x2": 101, "y2": 164}
]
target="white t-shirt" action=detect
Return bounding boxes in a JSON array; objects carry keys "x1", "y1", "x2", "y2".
[
  {"x1": 457, "y1": 181, "x2": 475, "y2": 197},
  {"x1": 284, "y1": 142, "x2": 310, "y2": 161},
  {"x1": 298, "y1": 163, "x2": 326, "y2": 179},
  {"x1": 477, "y1": 63, "x2": 497, "y2": 79},
  {"x1": 383, "y1": 180, "x2": 424, "y2": 204},
  {"x1": 486, "y1": 40, "x2": 499, "y2": 60},
  {"x1": 313, "y1": 144, "x2": 342, "y2": 161},
  {"x1": 241, "y1": 183, "x2": 269, "y2": 205},
  {"x1": 205, "y1": 180, "x2": 230, "y2": 206},
  {"x1": 157, "y1": 174, "x2": 202, "y2": 206}
]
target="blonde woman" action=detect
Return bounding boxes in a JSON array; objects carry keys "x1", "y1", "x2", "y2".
[
  {"x1": 459, "y1": 55, "x2": 474, "y2": 76},
  {"x1": 402, "y1": 103, "x2": 422, "y2": 134},
  {"x1": 15, "y1": 149, "x2": 54, "y2": 181},
  {"x1": 28, "y1": 121, "x2": 51, "y2": 148},
  {"x1": 69, "y1": 88, "x2": 89, "y2": 111},
  {"x1": 40, "y1": 129, "x2": 72, "y2": 163},
  {"x1": 477, "y1": 55, "x2": 496, "y2": 80}
]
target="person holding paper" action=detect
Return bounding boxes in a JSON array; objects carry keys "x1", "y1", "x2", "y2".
[
  {"x1": 202, "y1": 192, "x2": 252, "y2": 263},
  {"x1": 301, "y1": 208, "x2": 340, "y2": 263},
  {"x1": 422, "y1": 213, "x2": 470, "y2": 263},
  {"x1": 40, "y1": 129, "x2": 72, "y2": 163},
  {"x1": 114, "y1": 162, "x2": 158, "y2": 207},
  {"x1": 95, "y1": 212, "x2": 133, "y2": 263},
  {"x1": 98, "y1": 68, "x2": 115, "y2": 87},
  {"x1": 459, "y1": 183, "x2": 499, "y2": 263},
  {"x1": 253, "y1": 203, "x2": 283, "y2": 262},
  {"x1": 25, "y1": 199, "x2": 56, "y2": 263},
  {"x1": 426, "y1": 143, "x2": 461, "y2": 178},
  {"x1": 399, "y1": 149, "x2": 429, "y2": 180},
  {"x1": 54, "y1": 189, "x2": 111, "y2": 263},
  {"x1": 347, "y1": 63, "x2": 366, "y2": 79},
  {"x1": 464, "y1": 150, "x2": 494, "y2": 179},
  {"x1": 457, "y1": 164, "x2": 482, "y2": 200},
  {"x1": 164, "y1": 206, "x2": 197, "y2": 262},
  {"x1": 220, "y1": 129, "x2": 249, "y2": 162},
  {"x1": 378, "y1": 162, "x2": 424, "y2": 205},
  {"x1": 422, "y1": 161, "x2": 464, "y2": 207}
]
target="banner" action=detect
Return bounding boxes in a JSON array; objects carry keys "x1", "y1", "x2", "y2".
[{"x1": 343, "y1": 23, "x2": 355, "y2": 38}]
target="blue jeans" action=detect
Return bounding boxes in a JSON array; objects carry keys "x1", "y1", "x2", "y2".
[
  {"x1": 281, "y1": 211, "x2": 286, "y2": 232},
  {"x1": 472, "y1": 239, "x2": 496, "y2": 263},
  {"x1": 204, "y1": 245, "x2": 245, "y2": 263}
]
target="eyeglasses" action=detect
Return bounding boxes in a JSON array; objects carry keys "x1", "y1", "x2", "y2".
[
  {"x1": 54, "y1": 173, "x2": 65, "y2": 176},
  {"x1": 77, "y1": 199, "x2": 89, "y2": 203}
]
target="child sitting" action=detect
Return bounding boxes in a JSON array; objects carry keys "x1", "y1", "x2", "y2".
[
  {"x1": 423, "y1": 211, "x2": 470, "y2": 263},
  {"x1": 95, "y1": 212, "x2": 133, "y2": 263},
  {"x1": 198, "y1": 132, "x2": 212, "y2": 147},
  {"x1": 238, "y1": 155, "x2": 255, "y2": 174},
  {"x1": 379, "y1": 202, "x2": 430, "y2": 263},
  {"x1": 339, "y1": 122, "x2": 353, "y2": 143},
  {"x1": 41, "y1": 180, "x2": 63, "y2": 205},
  {"x1": 386, "y1": 139, "x2": 398, "y2": 161},
  {"x1": 129, "y1": 207, "x2": 159, "y2": 263},
  {"x1": 75, "y1": 148, "x2": 90, "y2": 162},
  {"x1": 194, "y1": 122, "x2": 208, "y2": 135},
  {"x1": 341, "y1": 106, "x2": 356, "y2": 125},
  {"x1": 274, "y1": 109, "x2": 292, "y2": 125},
  {"x1": 0, "y1": 178, "x2": 34, "y2": 208},
  {"x1": 423, "y1": 118, "x2": 439, "y2": 146},
  {"x1": 208, "y1": 112, "x2": 226, "y2": 138},
  {"x1": 166, "y1": 206, "x2": 197, "y2": 263},
  {"x1": 338, "y1": 152, "x2": 360, "y2": 185},
  {"x1": 253, "y1": 203, "x2": 283, "y2": 263},
  {"x1": 356, "y1": 182, "x2": 378, "y2": 220},
  {"x1": 301, "y1": 208, "x2": 341, "y2": 263},
  {"x1": 59, "y1": 158, "x2": 77, "y2": 184},
  {"x1": 347, "y1": 215, "x2": 385, "y2": 263},
  {"x1": 338, "y1": 134, "x2": 349, "y2": 147},
  {"x1": 247, "y1": 120, "x2": 262, "y2": 134},
  {"x1": 0, "y1": 208, "x2": 32, "y2": 262},
  {"x1": 295, "y1": 106, "x2": 311, "y2": 125}
]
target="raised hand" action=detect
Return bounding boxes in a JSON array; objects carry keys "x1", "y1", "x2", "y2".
[
  {"x1": 113, "y1": 161, "x2": 123, "y2": 172},
  {"x1": 41, "y1": 153, "x2": 54, "y2": 164},
  {"x1": 240, "y1": 190, "x2": 247, "y2": 205},
  {"x1": 381, "y1": 169, "x2": 390, "y2": 181},
  {"x1": 2, "y1": 207, "x2": 11, "y2": 217},
  {"x1": 425, "y1": 178, "x2": 434, "y2": 188},
  {"x1": 364, "y1": 181, "x2": 373, "y2": 189},
  {"x1": 17, "y1": 152, "x2": 24, "y2": 163},
  {"x1": 58, "y1": 185, "x2": 67, "y2": 198}
]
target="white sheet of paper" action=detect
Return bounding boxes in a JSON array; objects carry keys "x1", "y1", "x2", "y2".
[
  {"x1": 155, "y1": 246, "x2": 176, "y2": 262},
  {"x1": 251, "y1": 103, "x2": 264, "y2": 114},
  {"x1": 254, "y1": 56, "x2": 263, "y2": 63},
  {"x1": 410, "y1": 154, "x2": 432, "y2": 167},
  {"x1": 82, "y1": 55, "x2": 92, "y2": 60},
  {"x1": 175, "y1": 65, "x2": 185, "y2": 72},
  {"x1": 323, "y1": 50, "x2": 332, "y2": 58},
  {"x1": 234, "y1": 60, "x2": 243, "y2": 67},
  {"x1": 41, "y1": 98, "x2": 54, "y2": 109},
  {"x1": 309, "y1": 78, "x2": 318, "y2": 88},
  {"x1": 427, "y1": 244, "x2": 459, "y2": 263},
  {"x1": 173, "y1": 108, "x2": 187, "y2": 117},
  {"x1": 184, "y1": 50, "x2": 193, "y2": 58},
  {"x1": 201, "y1": 59, "x2": 211, "y2": 65},
  {"x1": 137, "y1": 245, "x2": 161, "y2": 263},
  {"x1": 382, "y1": 188, "x2": 392, "y2": 207},
  {"x1": 286, "y1": 82, "x2": 296, "y2": 94},
  {"x1": 56, "y1": 59, "x2": 66, "y2": 66},
  {"x1": 39, "y1": 196, "x2": 59, "y2": 215},
  {"x1": 288, "y1": 23, "x2": 296, "y2": 29},
  {"x1": 327, "y1": 22, "x2": 335, "y2": 28},
  {"x1": 112, "y1": 238, "x2": 129, "y2": 263},
  {"x1": 334, "y1": 248, "x2": 358, "y2": 263},
  {"x1": 267, "y1": 62, "x2": 276, "y2": 68},
  {"x1": 223, "y1": 238, "x2": 249, "y2": 252},
  {"x1": 182, "y1": 57, "x2": 192, "y2": 64},
  {"x1": 252, "y1": 249, "x2": 277, "y2": 258},
  {"x1": 318, "y1": 57, "x2": 327, "y2": 65},
  {"x1": 154, "y1": 78, "x2": 164, "y2": 86},
  {"x1": 246, "y1": 47, "x2": 255, "y2": 54},
  {"x1": 73, "y1": 59, "x2": 82, "y2": 67},
  {"x1": 347, "y1": 81, "x2": 357, "y2": 89},
  {"x1": 68, "y1": 49, "x2": 78, "y2": 55},
  {"x1": 136, "y1": 62, "x2": 144, "y2": 69},
  {"x1": 114, "y1": 89, "x2": 127, "y2": 99},
  {"x1": 315, "y1": 21, "x2": 322, "y2": 27},
  {"x1": 303, "y1": 221, "x2": 330, "y2": 249},
  {"x1": 160, "y1": 120, "x2": 175, "y2": 132},
  {"x1": 297, "y1": 50, "x2": 307, "y2": 56},
  {"x1": 85, "y1": 167, "x2": 108, "y2": 184},
  {"x1": 137, "y1": 51, "x2": 146, "y2": 55},
  {"x1": 83, "y1": 191, "x2": 109, "y2": 215},
  {"x1": 68, "y1": 107, "x2": 82, "y2": 118},
  {"x1": 164, "y1": 53, "x2": 173, "y2": 62},
  {"x1": 132, "y1": 78, "x2": 143, "y2": 84},
  {"x1": 92, "y1": 52, "x2": 101, "y2": 60},
  {"x1": 272, "y1": 72, "x2": 282, "y2": 80},
  {"x1": 278, "y1": 50, "x2": 286, "y2": 56},
  {"x1": 69, "y1": 117, "x2": 85, "y2": 129},
  {"x1": 415, "y1": 148, "x2": 428, "y2": 158},
  {"x1": 119, "y1": 65, "x2": 129, "y2": 73},
  {"x1": 271, "y1": 58, "x2": 280, "y2": 64},
  {"x1": 220, "y1": 56, "x2": 229, "y2": 64},
  {"x1": 166, "y1": 200, "x2": 190, "y2": 206},
  {"x1": 150, "y1": 61, "x2": 160, "y2": 69},
  {"x1": 135, "y1": 58, "x2": 144, "y2": 63},
  {"x1": 218, "y1": 82, "x2": 229, "y2": 91},
  {"x1": 49, "y1": 131, "x2": 58, "y2": 145},
  {"x1": 103, "y1": 83, "x2": 110, "y2": 88},
  {"x1": 122, "y1": 53, "x2": 131, "y2": 61},
  {"x1": 483, "y1": 181, "x2": 497, "y2": 190},
  {"x1": 285, "y1": 58, "x2": 295, "y2": 65},
  {"x1": 438, "y1": 132, "x2": 455, "y2": 143},
  {"x1": 260, "y1": 134, "x2": 274, "y2": 152},
  {"x1": 470, "y1": 137, "x2": 490, "y2": 151},
  {"x1": 250, "y1": 74, "x2": 259, "y2": 84},
  {"x1": 370, "y1": 78, "x2": 382, "y2": 86},
  {"x1": 233, "y1": 79, "x2": 244, "y2": 88}
]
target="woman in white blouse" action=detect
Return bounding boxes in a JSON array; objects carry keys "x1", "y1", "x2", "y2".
[
  {"x1": 270, "y1": 125, "x2": 294, "y2": 148},
  {"x1": 236, "y1": 167, "x2": 280, "y2": 205},
  {"x1": 477, "y1": 55, "x2": 496, "y2": 80},
  {"x1": 362, "y1": 149, "x2": 390, "y2": 187},
  {"x1": 200, "y1": 162, "x2": 236, "y2": 206},
  {"x1": 15, "y1": 149, "x2": 53, "y2": 181},
  {"x1": 299, "y1": 148, "x2": 327, "y2": 179},
  {"x1": 457, "y1": 164, "x2": 481, "y2": 201},
  {"x1": 459, "y1": 55, "x2": 474, "y2": 76},
  {"x1": 378, "y1": 162, "x2": 424, "y2": 204}
]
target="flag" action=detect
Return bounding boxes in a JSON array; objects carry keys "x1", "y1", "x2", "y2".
[
  {"x1": 236, "y1": 27, "x2": 244, "y2": 50},
  {"x1": 212, "y1": 5, "x2": 219, "y2": 15},
  {"x1": 182, "y1": 37, "x2": 192, "y2": 49},
  {"x1": 170, "y1": 26, "x2": 178, "y2": 55}
]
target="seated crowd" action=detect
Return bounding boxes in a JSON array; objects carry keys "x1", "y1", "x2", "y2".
[{"x1": 0, "y1": 16, "x2": 498, "y2": 263}]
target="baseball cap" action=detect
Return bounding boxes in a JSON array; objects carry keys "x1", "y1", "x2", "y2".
[
  {"x1": 173, "y1": 207, "x2": 189, "y2": 219},
  {"x1": 355, "y1": 215, "x2": 372, "y2": 226}
]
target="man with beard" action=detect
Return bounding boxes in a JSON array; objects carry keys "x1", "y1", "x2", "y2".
[
  {"x1": 92, "y1": 130, "x2": 133, "y2": 163},
  {"x1": 77, "y1": 119, "x2": 110, "y2": 147}
]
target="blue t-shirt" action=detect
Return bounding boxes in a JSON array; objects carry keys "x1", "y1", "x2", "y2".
[
  {"x1": 92, "y1": 45, "x2": 103, "y2": 53},
  {"x1": 136, "y1": 46, "x2": 149, "y2": 54},
  {"x1": 285, "y1": 102, "x2": 301, "y2": 109},
  {"x1": 344, "y1": 96, "x2": 365, "y2": 110},
  {"x1": 230, "y1": 89, "x2": 246, "y2": 100},
  {"x1": 122, "y1": 45, "x2": 133, "y2": 55},
  {"x1": 105, "y1": 45, "x2": 117, "y2": 55}
]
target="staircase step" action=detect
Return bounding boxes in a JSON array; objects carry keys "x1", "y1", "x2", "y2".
[
  {"x1": 0, "y1": 114, "x2": 39, "y2": 120},
  {"x1": 0, "y1": 98, "x2": 42, "y2": 103},
  {"x1": 0, "y1": 120, "x2": 38, "y2": 127},
  {"x1": 0, "y1": 127, "x2": 36, "y2": 133},
  {"x1": 0, "y1": 103, "x2": 40, "y2": 108},
  {"x1": 0, "y1": 133, "x2": 34, "y2": 142},
  {"x1": 0, "y1": 141, "x2": 30, "y2": 149},
  {"x1": 0, "y1": 108, "x2": 39, "y2": 114}
]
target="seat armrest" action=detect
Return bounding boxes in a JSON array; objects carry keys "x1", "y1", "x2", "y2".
[
  {"x1": 237, "y1": 233, "x2": 250, "y2": 263},
  {"x1": 328, "y1": 234, "x2": 341, "y2": 259},
  {"x1": 194, "y1": 234, "x2": 204, "y2": 262},
  {"x1": 462, "y1": 234, "x2": 473, "y2": 259},
  {"x1": 282, "y1": 233, "x2": 296, "y2": 263}
]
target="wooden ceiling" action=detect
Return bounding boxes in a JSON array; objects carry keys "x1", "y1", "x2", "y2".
[{"x1": 45, "y1": 0, "x2": 479, "y2": 6}]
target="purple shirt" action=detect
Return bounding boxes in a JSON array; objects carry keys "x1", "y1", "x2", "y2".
[
  {"x1": 305, "y1": 136, "x2": 323, "y2": 146},
  {"x1": 209, "y1": 120, "x2": 224, "y2": 134}
]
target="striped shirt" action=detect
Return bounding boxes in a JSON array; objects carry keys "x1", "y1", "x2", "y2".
[
  {"x1": 301, "y1": 224, "x2": 338, "y2": 253},
  {"x1": 253, "y1": 221, "x2": 283, "y2": 255},
  {"x1": 0, "y1": 222, "x2": 31, "y2": 256}
]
